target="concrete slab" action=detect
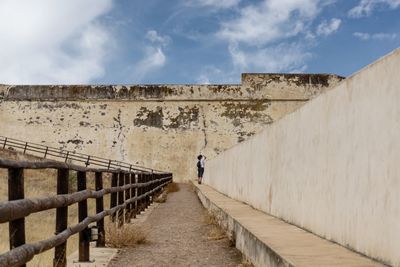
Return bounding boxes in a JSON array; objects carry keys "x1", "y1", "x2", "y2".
[
  {"x1": 195, "y1": 183, "x2": 386, "y2": 267},
  {"x1": 67, "y1": 247, "x2": 118, "y2": 267}
]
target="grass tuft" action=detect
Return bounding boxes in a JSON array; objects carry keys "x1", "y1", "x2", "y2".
[
  {"x1": 105, "y1": 223, "x2": 149, "y2": 248},
  {"x1": 154, "y1": 192, "x2": 167, "y2": 203},
  {"x1": 166, "y1": 182, "x2": 180, "y2": 193},
  {"x1": 204, "y1": 211, "x2": 227, "y2": 240},
  {"x1": 237, "y1": 257, "x2": 254, "y2": 267},
  {"x1": 203, "y1": 212, "x2": 218, "y2": 225},
  {"x1": 207, "y1": 226, "x2": 226, "y2": 240}
]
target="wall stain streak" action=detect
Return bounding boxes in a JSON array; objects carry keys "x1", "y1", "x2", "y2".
[
  {"x1": 200, "y1": 106, "x2": 208, "y2": 152},
  {"x1": 113, "y1": 109, "x2": 127, "y2": 160}
]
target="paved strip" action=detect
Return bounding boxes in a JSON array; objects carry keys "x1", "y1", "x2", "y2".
[
  {"x1": 67, "y1": 247, "x2": 118, "y2": 267},
  {"x1": 195, "y1": 183, "x2": 385, "y2": 267},
  {"x1": 109, "y1": 183, "x2": 242, "y2": 267}
]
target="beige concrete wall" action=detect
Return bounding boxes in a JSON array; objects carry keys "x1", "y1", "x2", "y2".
[
  {"x1": 205, "y1": 49, "x2": 400, "y2": 266},
  {"x1": 0, "y1": 74, "x2": 342, "y2": 181}
]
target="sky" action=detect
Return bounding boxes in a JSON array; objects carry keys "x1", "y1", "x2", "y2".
[{"x1": 0, "y1": 0, "x2": 399, "y2": 85}]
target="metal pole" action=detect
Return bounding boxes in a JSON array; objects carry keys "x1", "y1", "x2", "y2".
[
  {"x1": 44, "y1": 147, "x2": 48, "y2": 158},
  {"x1": 65, "y1": 151, "x2": 69, "y2": 163},
  {"x1": 2, "y1": 137, "x2": 7, "y2": 149}
]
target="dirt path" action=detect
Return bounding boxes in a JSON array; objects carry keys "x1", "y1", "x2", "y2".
[{"x1": 109, "y1": 183, "x2": 242, "y2": 267}]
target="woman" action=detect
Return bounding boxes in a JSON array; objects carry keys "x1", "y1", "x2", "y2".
[{"x1": 197, "y1": 154, "x2": 206, "y2": 184}]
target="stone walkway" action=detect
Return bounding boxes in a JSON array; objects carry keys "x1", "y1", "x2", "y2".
[{"x1": 109, "y1": 183, "x2": 242, "y2": 267}]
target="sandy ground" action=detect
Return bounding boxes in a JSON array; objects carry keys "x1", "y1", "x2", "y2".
[{"x1": 109, "y1": 183, "x2": 242, "y2": 267}]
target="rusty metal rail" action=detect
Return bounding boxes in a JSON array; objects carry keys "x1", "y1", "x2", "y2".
[
  {"x1": 0, "y1": 155, "x2": 172, "y2": 267},
  {"x1": 0, "y1": 136, "x2": 164, "y2": 173}
]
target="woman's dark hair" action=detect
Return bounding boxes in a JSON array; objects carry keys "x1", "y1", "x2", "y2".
[{"x1": 197, "y1": 155, "x2": 202, "y2": 160}]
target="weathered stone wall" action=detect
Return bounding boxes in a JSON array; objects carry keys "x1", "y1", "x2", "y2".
[
  {"x1": 205, "y1": 49, "x2": 400, "y2": 266},
  {"x1": 0, "y1": 73, "x2": 343, "y2": 181}
]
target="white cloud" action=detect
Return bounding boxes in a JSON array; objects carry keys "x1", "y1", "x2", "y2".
[
  {"x1": 229, "y1": 42, "x2": 310, "y2": 73},
  {"x1": 349, "y1": 0, "x2": 400, "y2": 17},
  {"x1": 217, "y1": 0, "x2": 323, "y2": 46},
  {"x1": 146, "y1": 30, "x2": 171, "y2": 46},
  {"x1": 196, "y1": 66, "x2": 223, "y2": 84},
  {"x1": 131, "y1": 31, "x2": 170, "y2": 81},
  {"x1": 353, "y1": 32, "x2": 371, "y2": 40},
  {"x1": 0, "y1": 0, "x2": 113, "y2": 84},
  {"x1": 133, "y1": 47, "x2": 166, "y2": 80},
  {"x1": 196, "y1": 74, "x2": 211, "y2": 84},
  {"x1": 353, "y1": 32, "x2": 397, "y2": 40},
  {"x1": 214, "y1": 0, "x2": 331, "y2": 75},
  {"x1": 187, "y1": 0, "x2": 240, "y2": 9},
  {"x1": 316, "y1": 18, "x2": 341, "y2": 36}
]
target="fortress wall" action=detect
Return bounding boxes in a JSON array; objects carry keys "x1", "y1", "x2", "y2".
[
  {"x1": 205, "y1": 49, "x2": 400, "y2": 266},
  {"x1": 0, "y1": 74, "x2": 342, "y2": 181}
]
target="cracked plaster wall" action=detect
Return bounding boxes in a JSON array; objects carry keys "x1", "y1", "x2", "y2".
[{"x1": 0, "y1": 73, "x2": 343, "y2": 181}]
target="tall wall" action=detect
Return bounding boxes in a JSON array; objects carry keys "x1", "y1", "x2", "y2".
[
  {"x1": 205, "y1": 49, "x2": 400, "y2": 266},
  {"x1": 0, "y1": 73, "x2": 342, "y2": 181}
]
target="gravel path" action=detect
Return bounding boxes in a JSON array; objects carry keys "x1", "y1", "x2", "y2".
[{"x1": 109, "y1": 183, "x2": 242, "y2": 267}]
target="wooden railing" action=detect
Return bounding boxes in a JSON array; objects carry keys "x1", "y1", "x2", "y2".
[
  {"x1": 0, "y1": 136, "x2": 165, "y2": 173},
  {"x1": 0, "y1": 152, "x2": 172, "y2": 267}
]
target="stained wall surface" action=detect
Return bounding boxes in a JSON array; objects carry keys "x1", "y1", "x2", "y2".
[
  {"x1": 0, "y1": 73, "x2": 342, "y2": 181},
  {"x1": 205, "y1": 49, "x2": 400, "y2": 266}
]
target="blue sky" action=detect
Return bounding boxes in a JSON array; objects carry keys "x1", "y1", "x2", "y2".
[{"x1": 0, "y1": 0, "x2": 399, "y2": 84}]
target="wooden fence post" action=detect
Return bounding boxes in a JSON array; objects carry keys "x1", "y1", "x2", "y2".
[
  {"x1": 133, "y1": 173, "x2": 138, "y2": 218},
  {"x1": 148, "y1": 173, "x2": 153, "y2": 206},
  {"x1": 118, "y1": 172, "x2": 125, "y2": 227},
  {"x1": 8, "y1": 168, "x2": 26, "y2": 267},
  {"x1": 129, "y1": 173, "x2": 134, "y2": 219},
  {"x1": 110, "y1": 173, "x2": 118, "y2": 222},
  {"x1": 156, "y1": 174, "x2": 161, "y2": 196},
  {"x1": 125, "y1": 173, "x2": 131, "y2": 222},
  {"x1": 95, "y1": 172, "x2": 105, "y2": 247},
  {"x1": 138, "y1": 173, "x2": 144, "y2": 214},
  {"x1": 54, "y1": 168, "x2": 69, "y2": 267},
  {"x1": 151, "y1": 172, "x2": 155, "y2": 203},
  {"x1": 77, "y1": 171, "x2": 90, "y2": 262},
  {"x1": 145, "y1": 173, "x2": 150, "y2": 209},
  {"x1": 141, "y1": 173, "x2": 146, "y2": 210}
]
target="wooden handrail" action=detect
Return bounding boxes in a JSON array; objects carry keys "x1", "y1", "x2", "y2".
[
  {"x1": 0, "y1": 135, "x2": 166, "y2": 173},
  {"x1": 0, "y1": 177, "x2": 170, "y2": 223}
]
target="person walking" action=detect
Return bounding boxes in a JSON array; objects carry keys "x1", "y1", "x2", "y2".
[{"x1": 197, "y1": 154, "x2": 206, "y2": 184}]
